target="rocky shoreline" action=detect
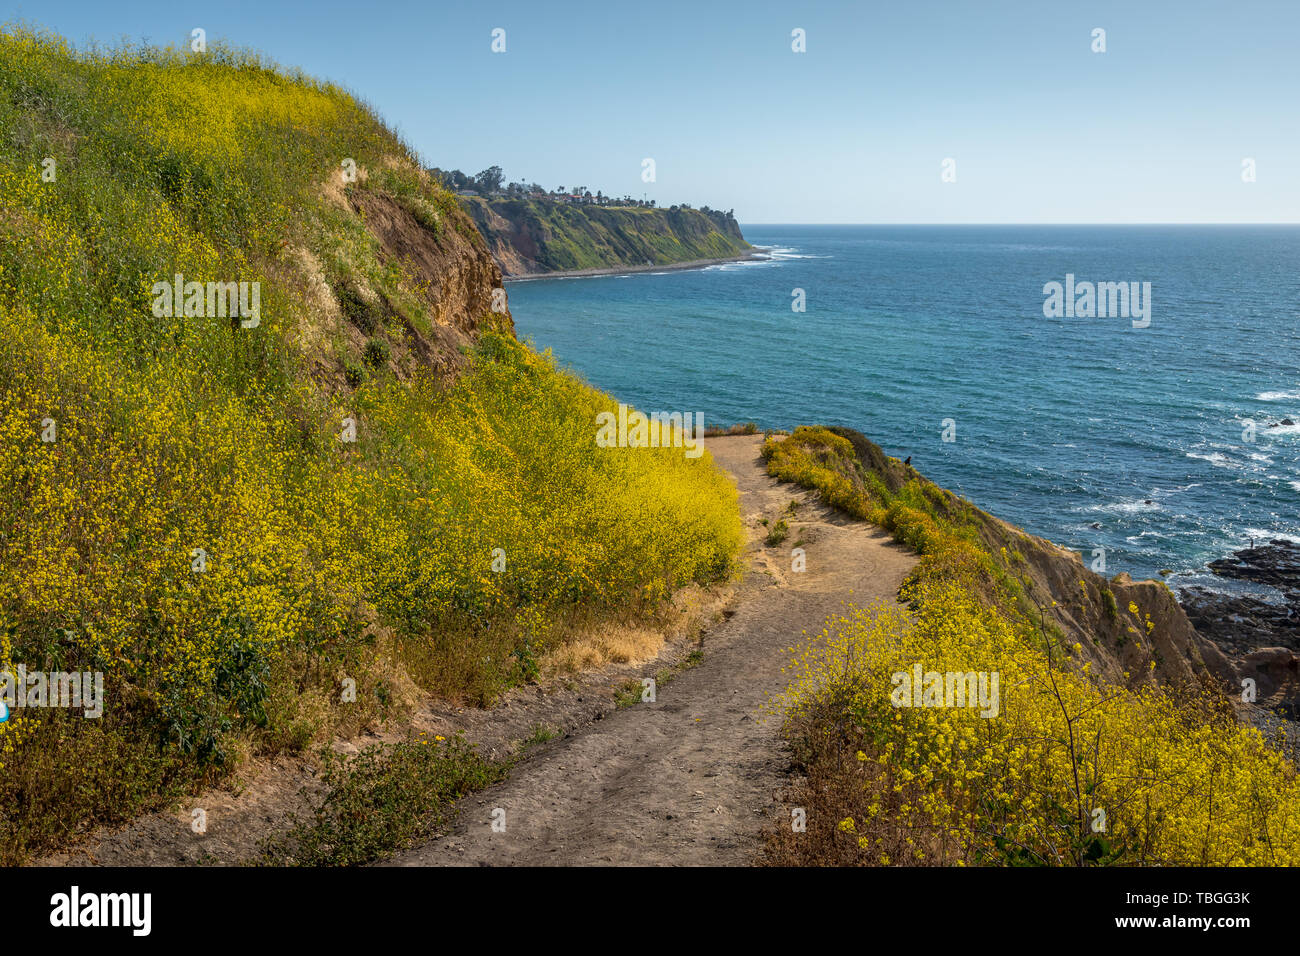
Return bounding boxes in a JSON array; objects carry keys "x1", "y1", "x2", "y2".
[{"x1": 1179, "y1": 539, "x2": 1300, "y2": 718}]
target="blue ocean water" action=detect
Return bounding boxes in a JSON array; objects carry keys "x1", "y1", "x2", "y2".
[{"x1": 506, "y1": 225, "x2": 1300, "y2": 590}]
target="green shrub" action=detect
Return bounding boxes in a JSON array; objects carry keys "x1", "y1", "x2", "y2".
[
  {"x1": 363, "y1": 337, "x2": 390, "y2": 368},
  {"x1": 257, "y1": 734, "x2": 503, "y2": 866},
  {"x1": 1101, "y1": 586, "x2": 1118, "y2": 620},
  {"x1": 343, "y1": 359, "x2": 366, "y2": 388}
]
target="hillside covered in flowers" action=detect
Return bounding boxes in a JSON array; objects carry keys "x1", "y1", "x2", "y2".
[{"x1": 0, "y1": 26, "x2": 744, "y2": 862}]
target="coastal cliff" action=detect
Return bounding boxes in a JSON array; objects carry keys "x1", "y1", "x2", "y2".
[
  {"x1": 459, "y1": 196, "x2": 753, "y2": 277},
  {"x1": 762, "y1": 425, "x2": 1300, "y2": 866},
  {"x1": 791, "y1": 424, "x2": 1298, "y2": 734},
  {"x1": 331, "y1": 173, "x2": 512, "y2": 382},
  {"x1": 820, "y1": 427, "x2": 1239, "y2": 699}
]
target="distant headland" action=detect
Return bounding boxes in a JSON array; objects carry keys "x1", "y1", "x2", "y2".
[{"x1": 430, "y1": 166, "x2": 756, "y2": 278}]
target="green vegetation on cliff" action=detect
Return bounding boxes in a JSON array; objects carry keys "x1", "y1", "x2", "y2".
[
  {"x1": 462, "y1": 196, "x2": 753, "y2": 276},
  {"x1": 0, "y1": 26, "x2": 744, "y2": 862},
  {"x1": 761, "y1": 427, "x2": 1300, "y2": 866}
]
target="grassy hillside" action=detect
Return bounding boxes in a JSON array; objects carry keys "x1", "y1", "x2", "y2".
[
  {"x1": 761, "y1": 427, "x2": 1300, "y2": 866},
  {"x1": 463, "y1": 196, "x2": 753, "y2": 276},
  {"x1": 0, "y1": 26, "x2": 744, "y2": 863}
]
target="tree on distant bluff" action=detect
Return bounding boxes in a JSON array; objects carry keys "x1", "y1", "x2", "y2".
[{"x1": 473, "y1": 166, "x2": 504, "y2": 195}]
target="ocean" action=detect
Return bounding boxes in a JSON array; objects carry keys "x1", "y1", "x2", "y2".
[{"x1": 506, "y1": 225, "x2": 1300, "y2": 593}]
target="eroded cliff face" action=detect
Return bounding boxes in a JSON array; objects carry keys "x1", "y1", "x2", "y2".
[
  {"x1": 966, "y1": 505, "x2": 1300, "y2": 734},
  {"x1": 827, "y1": 427, "x2": 1239, "y2": 703},
  {"x1": 293, "y1": 161, "x2": 514, "y2": 390},
  {"x1": 890, "y1": 461, "x2": 1300, "y2": 726},
  {"x1": 466, "y1": 199, "x2": 539, "y2": 277},
  {"x1": 350, "y1": 189, "x2": 512, "y2": 344},
  {"x1": 975, "y1": 515, "x2": 1237, "y2": 693}
]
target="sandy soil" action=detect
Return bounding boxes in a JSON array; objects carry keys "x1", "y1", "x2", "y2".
[{"x1": 385, "y1": 435, "x2": 917, "y2": 866}]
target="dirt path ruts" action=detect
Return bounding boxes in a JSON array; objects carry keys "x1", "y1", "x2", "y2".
[{"x1": 386, "y1": 434, "x2": 917, "y2": 866}]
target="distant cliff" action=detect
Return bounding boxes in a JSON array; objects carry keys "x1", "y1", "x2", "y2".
[{"x1": 460, "y1": 197, "x2": 753, "y2": 277}]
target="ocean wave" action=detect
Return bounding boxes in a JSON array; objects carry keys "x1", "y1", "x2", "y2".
[
  {"x1": 762, "y1": 247, "x2": 832, "y2": 260},
  {"x1": 1243, "y1": 528, "x2": 1300, "y2": 545},
  {"x1": 1089, "y1": 498, "x2": 1163, "y2": 515},
  {"x1": 1169, "y1": 571, "x2": 1290, "y2": 603},
  {"x1": 1256, "y1": 389, "x2": 1300, "y2": 401},
  {"x1": 704, "y1": 259, "x2": 781, "y2": 272}
]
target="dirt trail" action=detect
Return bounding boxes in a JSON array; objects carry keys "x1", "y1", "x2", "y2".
[
  {"x1": 43, "y1": 434, "x2": 914, "y2": 867},
  {"x1": 387, "y1": 434, "x2": 917, "y2": 866}
]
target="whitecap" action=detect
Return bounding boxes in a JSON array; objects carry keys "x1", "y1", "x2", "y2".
[
  {"x1": 1243, "y1": 528, "x2": 1300, "y2": 546},
  {"x1": 1256, "y1": 389, "x2": 1300, "y2": 401},
  {"x1": 1090, "y1": 499, "x2": 1163, "y2": 514}
]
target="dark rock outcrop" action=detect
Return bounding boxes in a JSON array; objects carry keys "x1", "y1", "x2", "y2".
[
  {"x1": 1182, "y1": 539, "x2": 1300, "y2": 653},
  {"x1": 1179, "y1": 539, "x2": 1300, "y2": 717}
]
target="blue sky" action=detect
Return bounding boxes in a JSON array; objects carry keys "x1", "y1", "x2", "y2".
[{"x1": 6, "y1": 0, "x2": 1298, "y2": 223}]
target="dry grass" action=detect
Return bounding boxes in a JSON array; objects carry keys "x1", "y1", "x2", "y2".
[
  {"x1": 545, "y1": 583, "x2": 733, "y2": 676},
  {"x1": 319, "y1": 160, "x2": 369, "y2": 209},
  {"x1": 704, "y1": 422, "x2": 759, "y2": 438},
  {"x1": 762, "y1": 698, "x2": 955, "y2": 867}
]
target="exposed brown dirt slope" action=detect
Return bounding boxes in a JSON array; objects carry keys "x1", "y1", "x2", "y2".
[
  {"x1": 350, "y1": 189, "x2": 511, "y2": 349},
  {"x1": 293, "y1": 162, "x2": 513, "y2": 392}
]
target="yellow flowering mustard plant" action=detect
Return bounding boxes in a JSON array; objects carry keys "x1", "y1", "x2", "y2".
[
  {"x1": 765, "y1": 428, "x2": 1300, "y2": 866},
  {"x1": 0, "y1": 27, "x2": 744, "y2": 861}
]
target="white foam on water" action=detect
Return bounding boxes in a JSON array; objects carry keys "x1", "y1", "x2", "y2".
[
  {"x1": 1125, "y1": 530, "x2": 1168, "y2": 543},
  {"x1": 760, "y1": 246, "x2": 831, "y2": 260},
  {"x1": 1090, "y1": 498, "x2": 1163, "y2": 515},
  {"x1": 1243, "y1": 528, "x2": 1300, "y2": 545}
]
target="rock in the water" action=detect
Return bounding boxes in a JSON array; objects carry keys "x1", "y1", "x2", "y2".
[
  {"x1": 1180, "y1": 539, "x2": 1300, "y2": 717},
  {"x1": 1207, "y1": 539, "x2": 1300, "y2": 596}
]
